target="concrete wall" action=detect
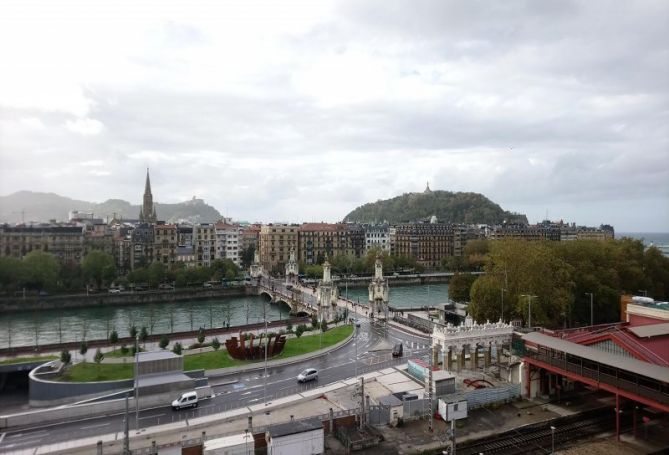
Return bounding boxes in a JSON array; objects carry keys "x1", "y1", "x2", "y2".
[
  {"x1": 29, "y1": 362, "x2": 134, "y2": 406},
  {"x1": 0, "y1": 286, "x2": 252, "y2": 313},
  {"x1": 0, "y1": 385, "x2": 214, "y2": 430}
]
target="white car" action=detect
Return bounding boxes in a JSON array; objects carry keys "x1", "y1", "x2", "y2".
[
  {"x1": 297, "y1": 368, "x2": 318, "y2": 383},
  {"x1": 108, "y1": 288, "x2": 121, "y2": 294},
  {"x1": 172, "y1": 391, "x2": 198, "y2": 410}
]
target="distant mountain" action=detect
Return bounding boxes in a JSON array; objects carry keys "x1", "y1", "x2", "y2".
[
  {"x1": 343, "y1": 189, "x2": 528, "y2": 225},
  {"x1": 0, "y1": 191, "x2": 223, "y2": 224}
]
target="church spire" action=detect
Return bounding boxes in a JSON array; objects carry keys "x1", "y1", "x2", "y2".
[
  {"x1": 141, "y1": 168, "x2": 156, "y2": 223},
  {"x1": 145, "y1": 168, "x2": 152, "y2": 195}
]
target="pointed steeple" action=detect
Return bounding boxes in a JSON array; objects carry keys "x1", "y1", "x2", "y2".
[{"x1": 145, "y1": 168, "x2": 152, "y2": 195}]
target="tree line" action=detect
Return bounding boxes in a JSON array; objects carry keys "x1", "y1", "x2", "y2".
[
  {"x1": 0, "y1": 250, "x2": 242, "y2": 294},
  {"x1": 449, "y1": 238, "x2": 669, "y2": 328}
]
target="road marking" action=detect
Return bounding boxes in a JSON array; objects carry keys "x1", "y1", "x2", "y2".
[
  {"x1": 141, "y1": 413, "x2": 165, "y2": 419},
  {"x1": 6, "y1": 430, "x2": 48, "y2": 439},
  {"x1": 81, "y1": 422, "x2": 111, "y2": 430}
]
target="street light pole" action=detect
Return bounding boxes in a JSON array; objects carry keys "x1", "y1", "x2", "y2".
[
  {"x1": 135, "y1": 334, "x2": 139, "y2": 429},
  {"x1": 585, "y1": 292, "x2": 594, "y2": 326},
  {"x1": 501, "y1": 288, "x2": 507, "y2": 322},
  {"x1": 550, "y1": 425, "x2": 556, "y2": 453},
  {"x1": 520, "y1": 295, "x2": 537, "y2": 329}
]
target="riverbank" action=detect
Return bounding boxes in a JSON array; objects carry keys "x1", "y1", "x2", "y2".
[{"x1": 0, "y1": 285, "x2": 254, "y2": 313}]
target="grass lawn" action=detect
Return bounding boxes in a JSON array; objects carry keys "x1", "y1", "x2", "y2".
[
  {"x1": 59, "y1": 324, "x2": 354, "y2": 382},
  {"x1": 0, "y1": 355, "x2": 58, "y2": 365},
  {"x1": 105, "y1": 348, "x2": 144, "y2": 358},
  {"x1": 58, "y1": 362, "x2": 135, "y2": 382},
  {"x1": 279, "y1": 324, "x2": 353, "y2": 358}
]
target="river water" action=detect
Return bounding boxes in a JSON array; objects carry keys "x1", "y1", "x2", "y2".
[{"x1": 0, "y1": 283, "x2": 448, "y2": 349}]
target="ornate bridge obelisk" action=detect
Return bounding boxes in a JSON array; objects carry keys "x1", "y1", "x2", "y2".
[
  {"x1": 368, "y1": 254, "x2": 389, "y2": 320},
  {"x1": 285, "y1": 248, "x2": 298, "y2": 284},
  {"x1": 317, "y1": 256, "x2": 339, "y2": 322}
]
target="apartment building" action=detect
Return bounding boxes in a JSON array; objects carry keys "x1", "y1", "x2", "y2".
[
  {"x1": 0, "y1": 224, "x2": 85, "y2": 264},
  {"x1": 259, "y1": 223, "x2": 299, "y2": 273},
  {"x1": 193, "y1": 223, "x2": 216, "y2": 268},
  {"x1": 153, "y1": 224, "x2": 178, "y2": 265},
  {"x1": 215, "y1": 222, "x2": 241, "y2": 266}
]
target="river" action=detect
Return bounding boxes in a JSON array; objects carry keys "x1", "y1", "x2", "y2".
[{"x1": 0, "y1": 283, "x2": 448, "y2": 349}]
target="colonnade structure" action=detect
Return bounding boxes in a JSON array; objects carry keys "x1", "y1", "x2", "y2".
[
  {"x1": 431, "y1": 315, "x2": 514, "y2": 371},
  {"x1": 368, "y1": 254, "x2": 389, "y2": 320}
]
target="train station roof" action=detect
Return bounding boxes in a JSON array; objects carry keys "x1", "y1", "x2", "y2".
[
  {"x1": 523, "y1": 332, "x2": 669, "y2": 383},
  {"x1": 628, "y1": 323, "x2": 669, "y2": 339}
]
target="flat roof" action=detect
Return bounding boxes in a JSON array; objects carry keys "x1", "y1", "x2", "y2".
[
  {"x1": 523, "y1": 332, "x2": 669, "y2": 383},
  {"x1": 137, "y1": 351, "x2": 179, "y2": 362},
  {"x1": 267, "y1": 417, "x2": 322, "y2": 438},
  {"x1": 137, "y1": 372, "x2": 192, "y2": 388},
  {"x1": 204, "y1": 433, "x2": 252, "y2": 450},
  {"x1": 628, "y1": 323, "x2": 669, "y2": 338},
  {"x1": 378, "y1": 395, "x2": 403, "y2": 407}
]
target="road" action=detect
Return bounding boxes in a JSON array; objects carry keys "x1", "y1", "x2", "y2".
[{"x1": 0, "y1": 318, "x2": 430, "y2": 453}]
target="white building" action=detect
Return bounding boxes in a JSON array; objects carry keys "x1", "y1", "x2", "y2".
[
  {"x1": 215, "y1": 222, "x2": 241, "y2": 266},
  {"x1": 364, "y1": 224, "x2": 390, "y2": 252},
  {"x1": 265, "y1": 417, "x2": 324, "y2": 455}
]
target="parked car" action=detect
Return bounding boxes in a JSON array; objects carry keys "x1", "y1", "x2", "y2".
[
  {"x1": 297, "y1": 368, "x2": 318, "y2": 383},
  {"x1": 392, "y1": 343, "x2": 403, "y2": 358},
  {"x1": 158, "y1": 283, "x2": 174, "y2": 290},
  {"x1": 108, "y1": 288, "x2": 121, "y2": 294},
  {"x1": 203, "y1": 282, "x2": 213, "y2": 288},
  {"x1": 172, "y1": 391, "x2": 198, "y2": 410}
]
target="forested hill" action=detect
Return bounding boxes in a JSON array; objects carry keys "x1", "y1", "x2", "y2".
[
  {"x1": 343, "y1": 190, "x2": 528, "y2": 225},
  {"x1": 0, "y1": 191, "x2": 222, "y2": 224}
]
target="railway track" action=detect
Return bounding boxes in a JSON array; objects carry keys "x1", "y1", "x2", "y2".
[{"x1": 452, "y1": 407, "x2": 631, "y2": 455}]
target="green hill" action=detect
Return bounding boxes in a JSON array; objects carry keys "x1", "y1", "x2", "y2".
[
  {"x1": 343, "y1": 190, "x2": 527, "y2": 225},
  {"x1": 0, "y1": 191, "x2": 222, "y2": 224}
]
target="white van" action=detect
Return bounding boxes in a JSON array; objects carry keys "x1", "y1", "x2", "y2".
[{"x1": 172, "y1": 391, "x2": 198, "y2": 410}]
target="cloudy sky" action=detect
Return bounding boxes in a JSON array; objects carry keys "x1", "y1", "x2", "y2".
[{"x1": 1, "y1": 0, "x2": 667, "y2": 232}]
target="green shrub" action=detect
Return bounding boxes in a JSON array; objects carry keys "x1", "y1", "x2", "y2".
[
  {"x1": 172, "y1": 342, "x2": 183, "y2": 355},
  {"x1": 60, "y1": 350, "x2": 71, "y2": 364},
  {"x1": 120, "y1": 345, "x2": 128, "y2": 355},
  {"x1": 197, "y1": 327, "x2": 205, "y2": 344},
  {"x1": 159, "y1": 335, "x2": 169, "y2": 349},
  {"x1": 212, "y1": 337, "x2": 220, "y2": 350}
]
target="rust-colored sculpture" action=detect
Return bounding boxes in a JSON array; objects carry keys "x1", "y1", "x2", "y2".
[{"x1": 225, "y1": 331, "x2": 287, "y2": 360}]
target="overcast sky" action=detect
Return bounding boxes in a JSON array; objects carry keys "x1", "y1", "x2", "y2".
[{"x1": 1, "y1": 1, "x2": 667, "y2": 232}]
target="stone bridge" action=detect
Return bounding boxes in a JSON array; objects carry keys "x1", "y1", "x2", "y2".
[{"x1": 256, "y1": 277, "x2": 319, "y2": 316}]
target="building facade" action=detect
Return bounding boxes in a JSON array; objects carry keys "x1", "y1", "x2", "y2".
[
  {"x1": 259, "y1": 223, "x2": 299, "y2": 274},
  {"x1": 0, "y1": 224, "x2": 85, "y2": 264},
  {"x1": 153, "y1": 224, "x2": 178, "y2": 265},
  {"x1": 215, "y1": 222, "x2": 241, "y2": 266},
  {"x1": 193, "y1": 223, "x2": 216, "y2": 268}
]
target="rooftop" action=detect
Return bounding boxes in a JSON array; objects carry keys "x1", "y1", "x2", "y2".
[
  {"x1": 137, "y1": 351, "x2": 179, "y2": 362},
  {"x1": 267, "y1": 417, "x2": 322, "y2": 438},
  {"x1": 628, "y1": 323, "x2": 669, "y2": 338}
]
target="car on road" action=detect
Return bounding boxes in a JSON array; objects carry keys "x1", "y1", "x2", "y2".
[
  {"x1": 172, "y1": 391, "x2": 198, "y2": 410},
  {"x1": 158, "y1": 283, "x2": 174, "y2": 290},
  {"x1": 352, "y1": 318, "x2": 361, "y2": 327},
  {"x1": 203, "y1": 282, "x2": 213, "y2": 288},
  {"x1": 297, "y1": 368, "x2": 318, "y2": 383},
  {"x1": 108, "y1": 288, "x2": 121, "y2": 294}
]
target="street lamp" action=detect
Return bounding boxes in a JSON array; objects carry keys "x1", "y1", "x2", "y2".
[
  {"x1": 584, "y1": 292, "x2": 594, "y2": 326},
  {"x1": 501, "y1": 288, "x2": 507, "y2": 322},
  {"x1": 550, "y1": 425, "x2": 556, "y2": 453},
  {"x1": 520, "y1": 295, "x2": 537, "y2": 328},
  {"x1": 135, "y1": 334, "x2": 140, "y2": 428}
]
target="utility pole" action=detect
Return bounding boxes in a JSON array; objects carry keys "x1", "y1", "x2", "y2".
[
  {"x1": 450, "y1": 419, "x2": 456, "y2": 455},
  {"x1": 123, "y1": 393, "x2": 130, "y2": 455},
  {"x1": 501, "y1": 288, "x2": 507, "y2": 322},
  {"x1": 263, "y1": 298, "x2": 269, "y2": 406},
  {"x1": 520, "y1": 294, "x2": 537, "y2": 328},
  {"x1": 359, "y1": 377, "x2": 365, "y2": 430},
  {"x1": 427, "y1": 336, "x2": 434, "y2": 432},
  {"x1": 135, "y1": 334, "x2": 140, "y2": 429}
]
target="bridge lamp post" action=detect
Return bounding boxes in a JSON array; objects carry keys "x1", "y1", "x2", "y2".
[
  {"x1": 520, "y1": 295, "x2": 537, "y2": 329},
  {"x1": 550, "y1": 425, "x2": 556, "y2": 453},
  {"x1": 584, "y1": 292, "x2": 594, "y2": 326},
  {"x1": 501, "y1": 288, "x2": 507, "y2": 322}
]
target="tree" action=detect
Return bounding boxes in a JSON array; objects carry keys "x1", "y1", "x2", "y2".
[
  {"x1": 311, "y1": 315, "x2": 319, "y2": 329},
  {"x1": 139, "y1": 326, "x2": 149, "y2": 347},
  {"x1": 94, "y1": 348, "x2": 104, "y2": 364},
  {"x1": 82, "y1": 251, "x2": 116, "y2": 290},
  {"x1": 197, "y1": 327, "x2": 205, "y2": 344},
  {"x1": 172, "y1": 342, "x2": 183, "y2": 355},
  {"x1": 94, "y1": 348, "x2": 104, "y2": 375},
  {"x1": 129, "y1": 325, "x2": 138, "y2": 339},
  {"x1": 212, "y1": 337, "x2": 221, "y2": 350},
  {"x1": 21, "y1": 251, "x2": 60, "y2": 291},
  {"x1": 295, "y1": 325, "x2": 306, "y2": 338},
  {"x1": 159, "y1": 335, "x2": 169, "y2": 349},
  {"x1": 449, "y1": 273, "x2": 478, "y2": 302},
  {"x1": 147, "y1": 262, "x2": 166, "y2": 288},
  {"x1": 60, "y1": 350, "x2": 71, "y2": 365},
  {"x1": 79, "y1": 341, "x2": 88, "y2": 360},
  {"x1": 321, "y1": 320, "x2": 328, "y2": 332},
  {"x1": 241, "y1": 245, "x2": 256, "y2": 269},
  {"x1": 109, "y1": 330, "x2": 119, "y2": 352},
  {"x1": 0, "y1": 257, "x2": 23, "y2": 292},
  {"x1": 286, "y1": 321, "x2": 293, "y2": 333}
]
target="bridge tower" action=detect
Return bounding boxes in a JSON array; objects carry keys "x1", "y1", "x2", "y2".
[
  {"x1": 285, "y1": 247, "x2": 298, "y2": 284},
  {"x1": 317, "y1": 256, "x2": 339, "y2": 322},
  {"x1": 368, "y1": 254, "x2": 389, "y2": 320},
  {"x1": 249, "y1": 248, "x2": 263, "y2": 280}
]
